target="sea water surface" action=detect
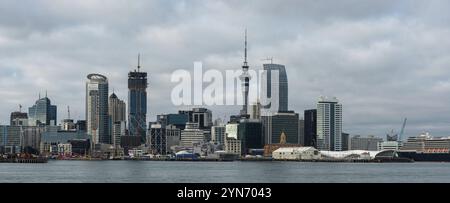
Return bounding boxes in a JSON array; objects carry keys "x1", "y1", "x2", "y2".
[{"x1": 1, "y1": 160, "x2": 449, "y2": 183}]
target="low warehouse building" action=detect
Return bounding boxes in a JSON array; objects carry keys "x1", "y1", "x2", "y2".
[{"x1": 272, "y1": 147, "x2": 320, "y2": 160}]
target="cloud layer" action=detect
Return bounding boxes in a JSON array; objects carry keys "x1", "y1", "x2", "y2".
[{"x1": 1, "y1": 0, "x2": 450, "y2": 138}]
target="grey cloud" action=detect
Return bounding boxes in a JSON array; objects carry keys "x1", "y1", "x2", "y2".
[{"x1": 1, "y1": 0, "x2": 450, "y2": 138}]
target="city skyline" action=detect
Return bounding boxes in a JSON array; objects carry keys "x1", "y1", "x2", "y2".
[{"x1": 2, "y1": 0, "x2": 450, "y2": 138}]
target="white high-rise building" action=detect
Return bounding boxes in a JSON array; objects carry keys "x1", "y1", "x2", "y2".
[
  {"x1": 86, "y1": 73, "x2": 109, "y2": 145},
  {"x1": 317, "y1": 96, "x2": 342, "y2": 151}
]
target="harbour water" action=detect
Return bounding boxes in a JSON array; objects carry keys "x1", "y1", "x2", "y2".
[{"x1": 1, "y1": 160, "x2": 450, "y2": 183}]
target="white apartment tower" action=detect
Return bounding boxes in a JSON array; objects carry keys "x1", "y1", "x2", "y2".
[{"x1": 316, "y1": 96, "x2": 342, "y2": 151}]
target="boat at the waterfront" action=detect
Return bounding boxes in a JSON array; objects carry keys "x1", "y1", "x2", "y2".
[
  {"x1": 397, "y1": 151, "x2": 450, "y2": 162},
  {"x1": 0, "y1": 157, "x2": 48, "y2": 163}
]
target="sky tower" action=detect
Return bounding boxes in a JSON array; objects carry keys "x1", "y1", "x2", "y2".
[{"x1": 239, "y1": 29, "x2": 251, "y2": 117}]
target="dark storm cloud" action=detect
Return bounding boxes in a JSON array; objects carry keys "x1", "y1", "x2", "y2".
[{"x1": 1, "y1": 0, "x2": 450, "y2": 138}]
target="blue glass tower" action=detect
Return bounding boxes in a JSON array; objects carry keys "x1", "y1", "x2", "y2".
[
  {"x1": 28, "y1": 93, "x2": 57, "y2": 126},
  {"x1": 128, "y1": 55, "x2": 148, "y2": 143}
]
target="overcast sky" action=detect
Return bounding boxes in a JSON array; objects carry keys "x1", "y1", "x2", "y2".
[{"x1": 1, "y1": 0, "x2": 450, "y2": 138}]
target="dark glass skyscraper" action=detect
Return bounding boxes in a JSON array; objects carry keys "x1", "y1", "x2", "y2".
[
  {"x1": 128, "y1": 55, "x2": 148, "y2": 143},
  {"x1": 304, "y1": 109, "x2": 317, "y2": 147},
  {"x1": 261, "y1": 111, "x2": 299, "y2": 144},
  {"x1": 28, "y1": 95, "x2": 57, "y2": 126}
]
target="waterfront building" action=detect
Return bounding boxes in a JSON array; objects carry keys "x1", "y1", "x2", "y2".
[
  {"x1": 128, "y1": 55, "x2": 148, "y2": 143},
  {"x1": 350, "y1": 135, "x2": 382, "y2": 151},
  {"x1": 28, "y1": 95, "x2": 57, "y2": 126},
  {"x1": 22, "y1": 126, "x2": 46, "y2": 153},
  {"x1": 180, "y1": 123, "x2": 208, "y2": 147},
  {"x1": 225, "y1": 138, "x2": 241, "y2": 155},
  {"x1": 378, "y1": 141, "x2": 401, "y2": 151},
  {"x1": 238, "y1": 119, "x2": 263, "y2": 154},
  {"x1": 316, "y1": 97, "x2": 342, "y2": 151},
  {"x1": 211, "y1": 125, "x2": 226, "y2": 145},
  {"x1": 263, "y1": 131, "x2": 302, "y2": 157},
  {"x1": 149, "y1": 123, "x2": 166, "y2": 155},
  {"x1": 304, "y1": 109, "x2": 317, "y2": 147},
  {"x1": 40, "y1": 128, "x2": 89, "y2": 155},
  {"x1": 166, "y1": 124, "x2": 181, "y2": 154},
  {"x1": 298, "y1": 119, "x2": 305, "y2": 146},
  {"x1": 0, "y1": 125, "x2": 21, "y2": 153},
  {"x1": 57, "y1": 143, "x2": 72, "y2": 156},
  {"x1": 86, "y1": 73, "x2": 110, "y2": 145},
  {"x1": 272, "y1": 147, "x2": 320, "y2": 160},
  {"x1": 10, "y1": 111, "x2": 28, "y2": 126},
  {"x1": 120, "y1": 136, "x2": 141, "y2": 154},
  {"x1": 261, "y1": 111, "x2": 299, "y2": 145},
  {"x1": 341, "y1": 132, "x2": 350, "y2": 151}
]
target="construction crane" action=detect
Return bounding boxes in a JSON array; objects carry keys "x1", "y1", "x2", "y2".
[
  {"x1": 386, "y1": 118, "x2": 407, "y2": 142},
  {"x1": 398, "y1": 118, "x2": 407, "y2": 142}
]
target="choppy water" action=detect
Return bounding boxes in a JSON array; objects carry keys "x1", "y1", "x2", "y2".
[{"x1": 0, "y1": 160, "x2": 449, "y2": 183}]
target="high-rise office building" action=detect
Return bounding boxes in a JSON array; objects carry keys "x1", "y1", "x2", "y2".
[
  {"x1": 28, "y1": 95, "x2": 57, "y2": 126},
  {"x1": 157, "y1": 113, "x2": 189, "y2": 130},
  {"x1": 112, "y1": 121, "x2": 126, "y2": 148},
  {"x1": 211, "y1": 125, "x2": 226, "y2": 145},
  {"x1": 317, "y1": 97, "x2": 342, "y2": 151},
  {"x1": 178, "y1": 108, "x2": 213, "y2": 130},
  {"x1": 341, "y1": 132, "x2": 349, "y2": 151},
  {"x1": 249, "y1": 101, "x2": 261, "y2": 120},
  {"x1": 261, "y1": 111, "x2": 299, "y2": 145},
  {"x1": 260, "y1": 63, "x2": 288, "y2": 114},
  {"x1": 304, "y1": 109, "x2": 317, "y2": 147},
  {"x1": 149, "y1": 123, "x2": 166, "y2": 155},
  {"x1": 10, "y1": 111, "x2": 28, "y2": 126},
  {"x1": 86, "y1": 73, "x2": 110, "y2": 144},
  {"x1": 109, "y1": 93, "x2": 126, "y2": 124},
  {"x1": 0, "y1": 125, "x2": 22, "y2": 154},
  {"x1": 128, "y1": 55, "x2": 148, "y2": 143},
  {"x1": 238, "y1": 119, "x2": 263, "y2": 154},
  {"x1": 165, "y1": 125, "x2": 181, "y2": 153}
]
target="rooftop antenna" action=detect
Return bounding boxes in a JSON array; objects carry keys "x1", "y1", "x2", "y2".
[
  {"x1": 67, "y1": 106, "x2": 71, "y2": 119},
  {"x1": 19, "y1": 104, "x2": 22, "y2": 113},
  {"x1": 137, "y1": 53, "x2": 141, "y2": 72},
  {"x1": 45, "y1": 90, "x2": 48, "y2": 98},
  {"x1": 244, "y1": 28, "x2": 248, "y2": 66},
  {"x1": 261, "y1": 57, "x2": 273, "y2": 64}
]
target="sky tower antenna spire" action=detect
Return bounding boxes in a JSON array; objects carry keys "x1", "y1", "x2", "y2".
[
  {"x1": 244, "y1": 28, "x2": 248, "y2": 66},
  {"x1": 137, "y1": 53, "x2": 141, "y2": 72}
]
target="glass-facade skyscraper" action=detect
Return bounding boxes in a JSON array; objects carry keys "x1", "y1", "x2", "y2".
[
  {"x1": 261, "y1": 63, "x2": 288, "y2": 113},
  {"x1": 86, "y1": 73, "x2": 110, "y2": 144},
  {"x1": 28, "y1": 96, "x2": 57, "y2": 126},
  {"x1": 128, "y1": 57, "x2": 148, "y2": 143},
  {"x1": 304, "y1": 109, "x2": 317, "y2": 147}
]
